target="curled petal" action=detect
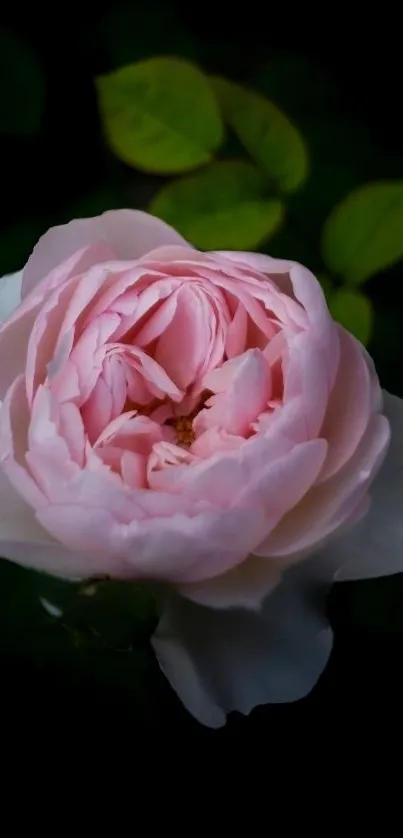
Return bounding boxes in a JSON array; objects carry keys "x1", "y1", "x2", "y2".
[{"x1": 195, "y1": 350, "x2": 271, "y2": 437}]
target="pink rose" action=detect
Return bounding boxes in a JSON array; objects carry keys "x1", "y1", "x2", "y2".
[{"x1": 1, "y1": 209, "x2": 402, "y2": 727}]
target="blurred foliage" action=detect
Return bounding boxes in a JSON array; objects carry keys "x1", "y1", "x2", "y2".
[
  {"x1": 211, "y1": 75, "x2": 309, "y2": 193},
  {"x1": 327, "y1": 289, "x2": 374, "y2": 346},
  {"x1": 96, "y1": 57, "x2": 224, "y2": 173},
  {"x1": 1, "y1": 2, "x2": 403, "y2": 737},
  {"x1": 149, "y1": 161, "x2": 283, "y2": 249},
  {"x1": 322, "y1": 181, "x2": 403, "y2": 285}
]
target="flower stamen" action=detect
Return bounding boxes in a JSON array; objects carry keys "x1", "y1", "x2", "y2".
[{"x1": 173, "y1": 417, "x2": 195, "y2": 447}]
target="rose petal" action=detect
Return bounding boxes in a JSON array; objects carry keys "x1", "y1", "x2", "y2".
[
  {"x1": 155, "y1": 285, "x2": 214, "y2": 390},
  {"x1": 36, "y1": 502, "x2": 269, "y2": 583},
  {"x1": 22, "y1": 210, "x2": 189, "y2": 297},
  {"x1": 195, "y1": 350, "x2": 271, "y2": 437},
  {"x1": 255, "y1": 413, "x2": 390, "y2": 561},
  {"x1": 322, "y1": 392, "x2": 403, "y2": 581},
  {"x1": 0, "y1": 247, "x2": 112, "y2": 400},
  {"x1": 318, "y1": 326, "x2": 376, "y2": 482},
  {"x1": 0, "y1": 376, "x2": 47, "y2": 509},
  {"x1": 152, "y1": 558, "x2": 333, "y2": 728},
  {"x1": 176, "y1": 554, "x2": 282, "y2": 610},
  {"x1": 0, "y1": 455, "x2": 115, "y2": 578},
  {"x1": 284, "y1": 331, "x2": 330, "y2": 438}
]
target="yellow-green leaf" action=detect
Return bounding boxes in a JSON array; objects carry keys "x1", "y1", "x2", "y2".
[
  {"x1": 96, "y1": 57, "x2": 224, "y2": 174},
  {"x1": 327, "y1": 289, "x2": 373, "y2": 346},
  {"x1": 322, "y1": 181, "x2": 403, "y2": 284},
  {"x1": 149, "y1": 161, "x2": 284, "y2": 250},
  {"x1": 211, "y1": 76, "x2": 308, "y2": 193}
]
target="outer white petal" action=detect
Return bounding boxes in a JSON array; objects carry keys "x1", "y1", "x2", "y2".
[
  {"x1": 152, "y1": 558, "x2": 333, "y2": 728},
  {"x1": 0, "y1": 271, "x2": 23, "y2": 324},
  {"x1": 323, "y1": 391, "x2": 403, "y2": 581}
]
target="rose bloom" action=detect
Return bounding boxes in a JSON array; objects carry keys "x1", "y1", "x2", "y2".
[{"x1": 0, "y1": 210, "x2": 402, "y2": 727}]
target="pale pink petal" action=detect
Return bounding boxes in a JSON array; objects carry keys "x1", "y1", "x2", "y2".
[
  {"x1": 322, "y1": 392, "x2": 403, "y2": 581},
  {"x1": 34, "y1": 503, "x2": 262, "y2": 583},
  {"x1": 215, "y1": 252, "x2": 333, "y2": 331},
  {"x1": 121, "y1": 451, "x2": 147, "y2": 489},
  {"x1": 152, "y1": 559, "x2": 333, "y2": 728},
  {"x1": 0, "y1": 534, "x2": 119, "y2": 579},
  {"x1": 284, "y1": 331, "x2": 330, "y2": 438},
  {"x1": 119, "y1": 505, "x2": 271, "y2": 582},
  {"x1": 104, "y1": 354, "x2": 127, "y2": 415},
  {"x1": 52, "y1": 313, "x2": 120, "y2": 406},
  {"x1": 0, "y1": 457, "x2": 118, "y2": 579},
  {"x1": 79, "y1": 266, "x2": 165, "y2": 328},
  {"x1": 97, "y1": 413, "x2": 166, "y2": 455},
  {"x1": 26, "y1": 387, "x2": 81, "y2": 498},
  {"x1": 25, "y1": 277, "x2": 81, "y2": 405},
  {"x1": 81, "y1": 375, "x2": 114, "y2": 444},
  {"x1": 237, "y1": 438, "x2": 328, "y2": 524},
  {"x1": 139, "y1": 244, "x2": 197, "y2": 263},
  {"x1": 22, "y1": 210, "x2": 189, "y2": 297},
  {"x1": 255, "y1": 413, "x2": 390, "y2": 561},
  {"x1": 253, "y1": 397, "x2": 307, "y2": 443},
  {"x1": 211, "y1": 251, "x2": 297, "y2": 276},
  {"x1": 148, "y1": 433, "x2": 292, "y2": 500},
  {"x1": 22, "y1": 240, "x2": 116, "y2": 302},
  {"x1": 155, "y1": 285, "x2": 213, "y2": 390},
  {"x1": 195, "y1": 350, "x2": 271, "y2": 437},
  {"x1": 58, "y1": 402, "x2": 85, "y2": 467},
  {"x1": 176, "y1": 554, "x2": 281, "y2": 610},
  {"x1": 134, "y1": 289, "x2": 179, "y2": 346},
  {"x1": 217, "y1": 255, "x2": 339, "y2": 389},
  {"x1": 224, "y1": 299, "x2": 248, "y2": 358},
  {"x1": 121, "y1": 346, "x2": 183, "y2": 402},
  {"x1": 147, "y1": 442, "x2": 199, "y2": 485},
  {"x1": 318, "y1": 326, "x2": 376, "y2": 482},
  {"x1": 151, "y1": 433, "x2": 327, "y2": 545},
  {"x1": 0, "y1": 376, "x2": 46, "y2": 509},
  {"x1": 191, "y1": 427, "x2": 244, "y2": 458}
]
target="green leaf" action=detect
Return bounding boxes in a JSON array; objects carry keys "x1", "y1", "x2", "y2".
[
  {"x1": 0, "y1": 28, "x2": 45, "y2": 135},
  {"x1": 327, "y1": 289, "x2": 373, "y2": 346},
  {"x1": 96, "y1": 57, "x2": 224, "y2": 174},
  {"x1": 322, "y1": 181, "x2": 403, "y2": 284},
  {"x1": 211, "y1": 76, "x2": 308, "y2": 194},
  {"x1": 149, "y1": 160, "x2": 283, "y2": 250}
]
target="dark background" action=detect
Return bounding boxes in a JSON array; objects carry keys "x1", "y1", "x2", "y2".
[{"x1": 0, "y1": 1, "x2": 402, "y2": 746}]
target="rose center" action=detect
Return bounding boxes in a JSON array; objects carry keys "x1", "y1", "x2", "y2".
[{"x1": 172, "y1": 417, "x2": 195, "y2": 447}]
